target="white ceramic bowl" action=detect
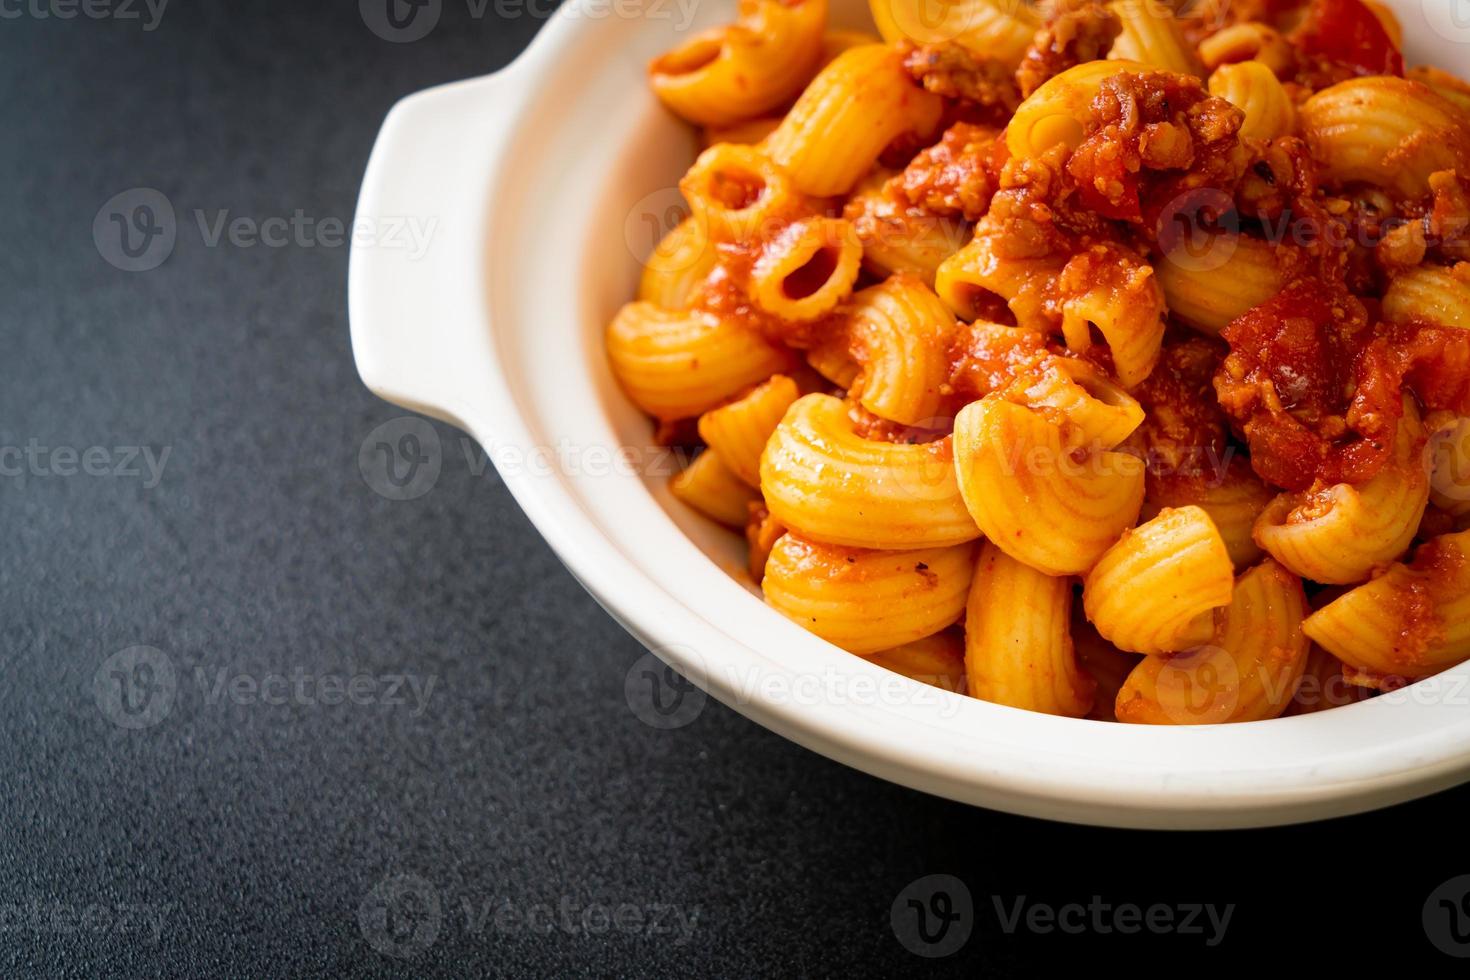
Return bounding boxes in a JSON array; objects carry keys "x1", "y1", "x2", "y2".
[{"x1": 349, "y1": 0, "x2": 1470, "y2": 828}]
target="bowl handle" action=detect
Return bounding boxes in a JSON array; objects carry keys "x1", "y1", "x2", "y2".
[{"x1": 348, "y1": 69, "x2": 524, "y2": 430}]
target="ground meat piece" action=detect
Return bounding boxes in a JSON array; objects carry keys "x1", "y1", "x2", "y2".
[
  {"x1": 901, "y1": 42, "x2": 1021, "y2": 114},
  {"x1": 1015, "y1": 2, "x2": 1121, "y2": 99},
  {"x1": 1068, "y1": 71, "x2": 1247, "y2": 226},
  {"x1": 1131, "y1": 336, "x2": 1230, "y2": 479},
  {"x1": 892, "y1": 122, "x2": 1003, "y2": 221},
  {"x1": 946, "y1": 320, "x2": 1053, "y2": 402}
]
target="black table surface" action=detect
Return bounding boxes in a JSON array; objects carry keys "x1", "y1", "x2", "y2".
[{"x1": 2, "y1": 1, "x2": 1467, "y2": 975}]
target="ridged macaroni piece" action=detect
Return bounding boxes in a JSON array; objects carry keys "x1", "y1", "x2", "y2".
[
  {"x1": 953, "y1": 399, "x2": 1145, "y2": 575},
  {"x1": 606, "y1": 302, "x2": 791, "y2": 420},
  {"x1": 760, "y1": 394, "x2": 981, "y2": 549},
  {"x1": 964, "y1": 541, "x2": 1095, "y2": 717},
  {"x1": 1382, "y1": 263, "x2": 1470, "y2": 332},
  {"x1": 1083, "y1": 506, "x2": 1235, "y2": 655},
  {"x1": 1142, "y1": 458, "x2": 1274, "y2": 569},
  {"x1": 637, "y1": 218, "x2": 717, "y2": 310},
  {"x1": 868, "y1": 0, "x2": 1038, "y2": 66},
  {"x1": 670, "y1": 449, "x2": 761, "y2": 526},
  {"x1": 750, "y1": 217, "x2": 862, "y2": 321},
  {"x1": 1155, "y1": 232, "x2": 1285, "y2": 335},
  {"x1": 1303, "y1": 530, "x2": 1470, "y2": 684},
  {"x1": 702, "y1": 116, "x2": 783, "y2": 148},
  {"x1": 766, "y1": 44, "x2": 943, "y2": 197},
  {"x1": 864, "y1": 629, "x2": 966, "y2": 694},
  {"x1": 1428, "y1": 414, "x2": 1470, "y2": 519},
  {"x1": 1058, "y1": 257, "x2": 1167, "y2": 389},
  {"x1": 804, "y1": 328, "x2": 859, "y2": 388},
  {"x1": 1115, "y1": 560, "x2": 1311, "y2": 725},
  {"x1": 697, "y1": 375, "x2": 801, "y2": 487},
  {"x1": 1108, "y1": 0, "x2": 1199, "y2": 75},
  {"x1": 1255, "y1": 403, "x2": 1430, "y2": 585},
  {"x1": 844, "y1": 174, "x2": 970, "y2": 285},
  {"x1": 648, "y1": 0, "x2": 827, "y2": 126},
  {"x1": 846, "y1": 276, "x2": 958, "y2": 425},
  {"x1": 679, "y1": 143, "x2": 800, "y2": 244},
  {"x1": 1207, "y1": 62, "x2": 1295, "y2": 141},
  {"x1": 1072, "y1": 615, "x2": 1142, "y2": 723},
  {"x1": 1006, "y1": 60, "x2": 1148, "y2": 160},
  {"x1": 1008, "y1": 357, "x2": 1144, "y2": 450},
  {"x1": 1196, "y1": 23, "x2": 1293, "y2": 74},
  {"x1": 1299, "y1": 77, "x2": 1470, "y2": 198},
  {"x1": 935, "y1": 233, "x2": 1065, "y2": 326},
  {"x1": 762, "y1": 533, "x2": 976, "y2": 654}
]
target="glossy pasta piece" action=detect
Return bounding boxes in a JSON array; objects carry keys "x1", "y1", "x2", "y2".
[
  {"x1": 864, "y1": 629, "x2": 966, "y2": 694},
  {"x1": 804, "y1": 327, "x2": 860, "y2": 388},
  {"x1": 1008, "y1": 357, "x2": 1145, "y2": 450},
  {"x1": 637, "y1": 217, "x2": 717, "y2": 310},
  {"x1": 1408, "y1": 66, "x2": 1470, "y2": 115},
  {"x1": 1057, "y1": 253, "x2": 1167, "y2": 389},
  {"x1": 868, "y1": 0, "x2": 1038, "y2": 66},
  {"x1": 649, "y1": 0, "x2": 827, "y2": 126},
  {"x1": 670, "y1": 449, "x2": 760, "y2": 526},
  {"x1": 1299, "y1": 77, "x2": 1470, "y2": 198},
  {"x1": 750, "y1": 217, "x2": 862, "y2": 321},
  {"x1": 1142, "y1": 458, "x2": 1274, "y2": 569},
  {"x1": 679, "y1": 143, "x2": 800, "y2": 244},
  {"x1": 1428, "y1": 415, "x2": 1470, "y2": 519},
  {"x1": 606, "y1": 302, "x2": 791, "y2": 420},
  {"x1": 762, "y1": 533, "x2": 976, "y2": 654},
  {"x1": 1083, "y1": 506, "x2": 1234, "y2": 655},
  {"x1": 1108, "y1": 0, "x2": 1199, "y2": 75},
  {"x1": 702, "y1": 116, "x2": 784, "y2": 148},
  {"x1": 819, "y1": 28, "x2": 881, "y2": 65},
  {"x1": 846, "y1": 276, "x2": 958, "y2": 426},
  {"x1": 760, "y1": 394, "x2": 980, "y2": 549},
  {"x1": 1006, "y1": 60, "x2": 1148, "y2": 160},
  {"x1": 1303, "y1": 530, "x2": 1470, "y2": 684},
  {"x1": 1196, "y1": 22, "x2": 1294, "y2": 74},
  {"x1": 953, "y1": 398, "x2": 1145, "y2": 576},
  {"x1": 765, "y1": 44, "x2": 943, "y2": 197},
  {"x1": 697, "y1": 375, "x2": 801, "y2": 487},
  {"x1": 1156, "y1": 232, "x2": 1284, "y2": 335},
  {"x1": 1382, "y1": 263, "x2": 1470, "y2": 331},
  {"x1": 1116, "y1": 560, "x2": 1311, "y2": 725},
  {"x1": 936, "y1": 232, "x2": 1066, "y2": 326},
  {"x1": 964, "y1": 541, "x2": 1095, "y2": 717},
  {"x1": 1207, "y1": 61, "x2": 1294, "y2": 141},
  {"x1": 1255, "y1": 404, "x2": 1429, "y2": 585}
]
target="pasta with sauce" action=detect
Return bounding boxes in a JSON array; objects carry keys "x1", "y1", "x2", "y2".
[{"x1": 606, "y1": 0, "x2": 1470, "y2": 725}]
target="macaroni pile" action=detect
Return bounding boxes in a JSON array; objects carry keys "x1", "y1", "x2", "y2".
[{"x1": 606, "y1": 0, "x2": 1470, "y2": 724}]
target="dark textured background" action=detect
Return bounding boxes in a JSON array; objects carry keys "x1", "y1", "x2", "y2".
[{"x1": 1, "y1": 1, "x2": 1466, "y2": 975}]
